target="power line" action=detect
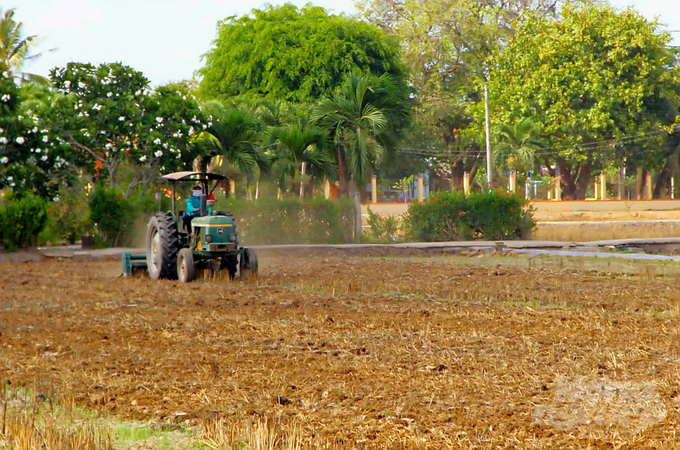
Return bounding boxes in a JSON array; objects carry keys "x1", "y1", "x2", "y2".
[{"x1": 397, "y1": 130, "x2": 670, "y2": 158}]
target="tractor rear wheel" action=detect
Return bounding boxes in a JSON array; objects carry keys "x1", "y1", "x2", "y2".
[
  {"x1": 177, "y1": 248, "x2": 195, "y2": 282},
  {"x1": 239, "y1": 248, "x2": 258, "y2": 281},
  {"x1": 146, "y1": 212, "x2": 180, "y2": 280}
]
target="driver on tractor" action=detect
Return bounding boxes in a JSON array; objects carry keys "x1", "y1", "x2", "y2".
[{"x1": 182, "y1": 185, "x2": 203, "y2": 235}]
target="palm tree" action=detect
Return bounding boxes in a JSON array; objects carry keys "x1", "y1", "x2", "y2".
[
  {"x1": 268, "y1": 120, "x2": 335, "y2": 198},
  {"x1": 0, "y1": 8, "x2": 50, "y2": 85},
  {"x1": 494, "y1": 118, "x2": 542, "y2": 176},
  {"x1": 203, "y1": 102, "x2": 268, "y2": 196},
  {"x1": 312, "y1": 72, "x2": 389, "y2": 240}
]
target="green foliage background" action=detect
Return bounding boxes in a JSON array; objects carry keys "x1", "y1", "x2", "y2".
[{"x1": 199, "y1": 4, "x2": 409, "y2": 103}]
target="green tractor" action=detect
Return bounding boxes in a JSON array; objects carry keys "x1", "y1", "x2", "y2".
[{"x1": 143, "y1": 171, "x2": 258, "y2": 282}]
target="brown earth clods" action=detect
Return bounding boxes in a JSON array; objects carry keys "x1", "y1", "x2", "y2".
[{"x1": 1, "y1": 255, "x2": 680, "y2": 448}]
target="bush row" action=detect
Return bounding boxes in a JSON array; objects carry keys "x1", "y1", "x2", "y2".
[
  {"x1": 2, "y1": 188, "x2": 530, "y2": 250},
  {"x1": 403, "y1": 189, "x2": 534, "y2": 241}
]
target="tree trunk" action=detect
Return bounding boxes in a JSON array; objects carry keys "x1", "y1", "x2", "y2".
[
  {"x1": 337, "y1": 142, "x2": 347, "y2": 196},
  {"x1": 450, "y1": 161, "x2": 466, "y2": 191},
  {"x1": 299, "y1": 162, "x2": 306, "y2": 199},
  {"x1": 653, "y1": 143, "x2": 680, "y2": 198},
  {"x1": 349, "y1": 175, "x2": 362, "y2": 242},
  {"x1": 557, "y1": 162, "x2": 591, "y2": 200},
  {"x1": 574, "y1": 164, "x2": 591, "y2": 200},
  {"x1": 449, "y1": 160, "x2": 480, "y2": 191}
]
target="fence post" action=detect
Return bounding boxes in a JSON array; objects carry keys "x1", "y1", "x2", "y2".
[
  {"x1": 463, "y1": 172, "x2": 470, "y2": 196},
  {"x1": 554, "y1": 177, "x2": 562, "y2": 201},
  {"x1": 417, "y1": 175, "x2": 424, "y2": 202},
  {"x1": 525, "y1": 178, "x2": 530, "y2": 200},
  {"x1": 323, "y1": 179, "x2": 331, "y2": 200},
  {"x1": 371, "y1": 176, "x2": 378, "y2": 204},
  {"x1": 644, "y1": 172, "x2": 653, "y2": 200},
  {"x1": 672, "y1": 177, "x2": 675, "y2": 199},
  {"x1": 600, "y1": 172, "x2": 607, "y2": 200},
  {"x1": 508, "y1": 171, "x2": 516, "y2": 193}
]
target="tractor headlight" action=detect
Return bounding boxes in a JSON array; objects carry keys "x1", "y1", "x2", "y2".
[
  {"x1": 205, "y1": 234, "x2": 213, "y2": 243},
  {"x1": 229, "y1": 233, "x2": 237, "y2": 242}
]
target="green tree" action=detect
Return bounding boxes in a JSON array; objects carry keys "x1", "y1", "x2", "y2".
[
  {"x1": 358, "y1": 0, "x2": 587, "y2": 189},
  {"x1": 493, "y1": 118, "x2": 542, "y2": 176},
  {"x1": 203, "y1": 102, "x2": 267, "y2": 195},
  {"x1": 198, "y1": 3, "x2": 408, "y2": 103},
  {"x1": 268, "y1": 120, "x2": 334, "y2": 198},
  {"x1": 0, "y1": 8, "x2": 49, "y2": 85},
  {"x1": 40, "y1": 62, "x2": 206, "y2": 197},
  {"x1": 0, "y1": 77, "x2": 63, "y2": 198},
  {"x1": 487, "y1": 5, "x2": 680, "y2": 198},
  {"x1": 312, "y1": 72, "x2": 389, "y2": 239}
]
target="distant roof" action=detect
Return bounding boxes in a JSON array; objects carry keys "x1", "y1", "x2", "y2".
[{"x1": 161, "y1": 171, "x2": 229, "y2": 182}]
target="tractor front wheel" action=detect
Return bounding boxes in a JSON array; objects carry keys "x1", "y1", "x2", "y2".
[
  {"x1": 239, "y1": 248, "x2": 258, "y2": 281},
  {"x1": 177, "y1": 248, "x2": 195, "y2": 282},
  {"x1": 146, "y1": 212, "x2": 180, "y2": 280}
]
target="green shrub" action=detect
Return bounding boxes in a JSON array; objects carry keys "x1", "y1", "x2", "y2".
[
  {"x1": 403, "y1": 189, "x2": 535, "y2": 241},
  {"x1": 88, "y1": 186, "x2": 134, "y2": 247},
  {"x1": 221, "y1": 197, "x2": 356, "y2": 245},
  {"x1": 366, "y1": 206, "x2": 399, "y2": 242},
  {"x1": 45, "y1": 192, "x2": 90, "y2": 245},
  {"x1": 0, "y1": 193, "x2": 49, "y2": 251}
]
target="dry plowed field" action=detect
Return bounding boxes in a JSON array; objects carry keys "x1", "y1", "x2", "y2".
[{"x1": 2, "y1": 254, "x2": 680, "y2": 448}]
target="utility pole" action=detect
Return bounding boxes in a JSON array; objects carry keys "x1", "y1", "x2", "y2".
[{"x1": 484, "y1": 81, "x2": 492, "y2": 186}]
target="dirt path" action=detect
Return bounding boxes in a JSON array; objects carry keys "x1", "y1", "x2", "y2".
[{"x1": 1, "y1": 256, "x2": 680, "y2": 448}]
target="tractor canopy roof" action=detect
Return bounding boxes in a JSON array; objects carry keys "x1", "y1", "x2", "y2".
[{"x1": 161, "y1": 171, "x2": 229, "y2": 182}]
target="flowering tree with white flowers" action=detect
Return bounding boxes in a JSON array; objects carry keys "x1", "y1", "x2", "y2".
[
  {"x1": 42, "y1": 62, "x2": 207, "y2": 197},
  {"x1": 0, "y1": 74, "x2": 66, "y2": 199}
]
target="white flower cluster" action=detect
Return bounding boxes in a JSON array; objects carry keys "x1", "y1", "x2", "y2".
[
  {"x1": 0, "y1": 156, "x2": 8, "y2": 164},
  {"x1": 1, "y1": 94, "x2": 10, "y2": 102}
]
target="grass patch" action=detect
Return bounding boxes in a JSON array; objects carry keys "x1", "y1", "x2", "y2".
[{"x1": 0, "y1": 386, "x2": 200, "y2": 450}]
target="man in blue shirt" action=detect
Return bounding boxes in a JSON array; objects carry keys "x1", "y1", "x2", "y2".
[{"x1": 182, "y1": 185, "x2": 203, "y2": 235}]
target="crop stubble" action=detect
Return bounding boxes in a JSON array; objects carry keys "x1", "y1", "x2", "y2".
[{"x1": 1, "y1": 255, "x2": 680, "y2": 448}]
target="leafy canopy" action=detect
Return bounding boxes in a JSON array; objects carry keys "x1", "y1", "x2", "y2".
[
  {"x1": 488, "y1": 5, "x2": 680, "y2": 156},
  {"x1": 198, "y1": 3, "x2": 408, "y2": 103},
  {"x1": 40, "y1": 62, "x2": 207, "y2": 196},
  {"x1": 0, "y1": 77, "x2": 63, "y2": 198}
]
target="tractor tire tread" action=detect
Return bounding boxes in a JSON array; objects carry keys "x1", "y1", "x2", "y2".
[{"x1": 147, "y1": 212, "x2": 180, "y2": 279}]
